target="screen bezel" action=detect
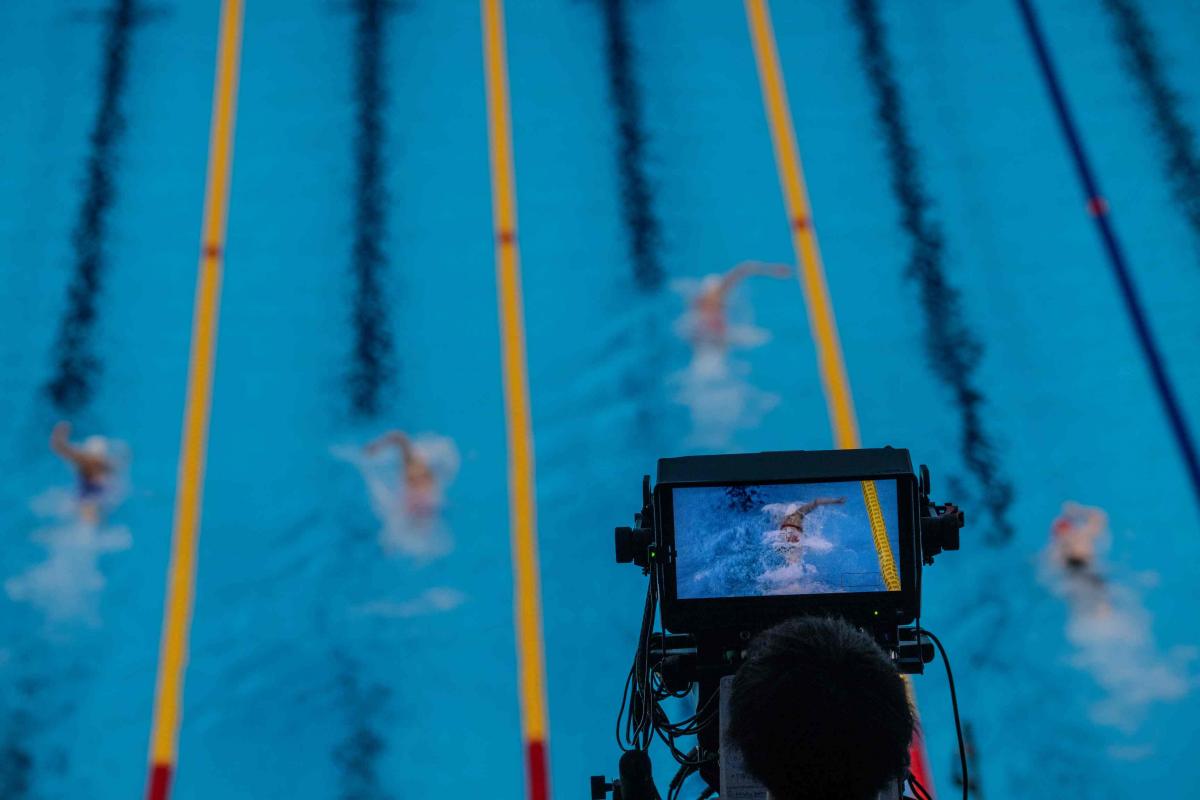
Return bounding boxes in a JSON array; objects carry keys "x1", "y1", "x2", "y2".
[{"x1": 657, "y1": 473, "x2": 919, "y2": 633}]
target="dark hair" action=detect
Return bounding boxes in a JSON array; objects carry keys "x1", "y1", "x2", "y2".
[{"x1": 727, "y1": 616, "x2": 914, "y2": 800}]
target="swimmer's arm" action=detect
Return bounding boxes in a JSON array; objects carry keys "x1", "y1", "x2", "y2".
[
  {"x1": 365, "y1": 430, "x2": 409, "y2": 455},
  {"x1": 722, "y1": 261, "x2": 792, "y2": 291},
  {"x1": 813, "y1": 497, "x2": 847, "y2": 507},
  {"x1": 50, "y1": 421, "x2": 85, "y2": 465}
]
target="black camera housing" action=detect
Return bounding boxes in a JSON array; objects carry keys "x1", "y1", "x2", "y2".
[
  {"x1": 659, "y1": 447, "x2": 919, "y2": 634},
  {"x1": 603, "y1": 447, "x2": 964, "y2": 799},
  {"x1": 616, "y1": 446, "x2": 961, "y2": 639}
]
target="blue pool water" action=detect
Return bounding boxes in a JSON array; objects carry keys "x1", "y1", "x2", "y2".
[{"x1": 2, "y1": 1, "x2": 1199, "y2": 798}]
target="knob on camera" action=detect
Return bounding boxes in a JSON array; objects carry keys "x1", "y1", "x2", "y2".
[{"x1": 615, "y1": 524, "x2": 654, "y2": 569}]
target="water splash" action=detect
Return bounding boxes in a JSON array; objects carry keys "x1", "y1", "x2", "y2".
[
  {"x1": 353, "y1": 587, "x2": 466, "y2": 620},
  {"x1": 669, "y1": 278, "x2": 778, "y2": 448},
  {"x1": 6, "y1": 521, "x2": 131, "y2": 626},
  {"x1": 1040, "y1": 507, "x2": 1196, "y2": 736},
  {"x1": 333, "y1": 435, "x2": 459, "y2": 560},
  {"x1": 7, "y1": 444, "x2": 133, "y2": 624}
]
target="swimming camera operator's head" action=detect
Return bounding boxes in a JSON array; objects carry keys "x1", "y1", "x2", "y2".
[{"x1": 727, "y1": 615, "x2": 914, "y2": 800}]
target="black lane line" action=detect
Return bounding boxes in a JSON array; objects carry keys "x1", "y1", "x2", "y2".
[
  {"x1": 1015, "y1": 0, "x2": 1200, "y2": 510},
  {"x1": 0, "y1": 707, "x2": 33, "y2": 799},
  {"x1": 45, "y1": 0, "x2": 137, "y2": 412},
  {"x1": 848, "y1": 0, "x2": 1015, "y2": 544},
  {"x1": 1102, "y1": 0, "x2": 1200, "y2": 260},
  {"x1": 347, "y1": 0, "x2": 396, "y2": 418},
  {"x1": 332, "y1": 654, "x2": 391, "y2": 800},
  {"x1": 599, "y1": 0, "x2": 664, "y2": 292}
]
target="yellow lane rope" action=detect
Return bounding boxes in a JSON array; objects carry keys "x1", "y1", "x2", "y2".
[
  {"x1": 144, "y1": 2, "x2": 243, "y2": 797},
  {"x1": 743, "y1": 0, "x2": 932, "y2": 787},
  {"x1": 481, "y1": 1, "x2": 552, "y2": 797},
  {"x1": 744, "y1": 0, "x2": 858, "y2": 451},
  {"x1": 743, "y1": 0, "x2": 895, "y2": 589},
  {"x1": 861, "y1": 480, "x2": 900, "y2": 590}
]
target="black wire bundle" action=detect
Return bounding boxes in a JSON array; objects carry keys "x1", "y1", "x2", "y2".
[{"x1": 615, "y1": 577, "x2": 716, "y2": 797}]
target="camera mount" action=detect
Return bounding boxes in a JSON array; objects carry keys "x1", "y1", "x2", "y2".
[{"x1": 599, "y1": 449, "x2": 966, "y2": 799}]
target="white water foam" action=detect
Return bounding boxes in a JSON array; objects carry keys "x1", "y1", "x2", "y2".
[
  {"x1": 1041, "y1": 506, "x2": 1196, "y2": 735},
  {"x1": 7, "y1": 445, "x2": 133, "y2": 625},
  {"x1": 669, "y1": 277, "x2": 780, "y2": 448},
  {"x1": 6, "y1": 517, "x2": 131, "y2": 625},
  {"x1": 669, "y1": 345, "x2": 779, "y2": 448},
  {"x1": 353, "y1": 587, "x2": 466, "y2": 619},
  {"x1": 333, "y1": 434, "x2": 460, "y2": 561}
]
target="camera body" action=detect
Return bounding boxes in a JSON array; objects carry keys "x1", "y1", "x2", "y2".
[
  {"x1": 600, "y1": 447, "x2": 964, "y2": 799},
  {"x1": 617, "y1": 446, "x2": 960, "y2": 658}
]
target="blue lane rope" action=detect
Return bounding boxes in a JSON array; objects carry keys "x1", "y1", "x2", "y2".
[{"x1": 1014, "y1": 0, "x2": 1200, "y2": 512}]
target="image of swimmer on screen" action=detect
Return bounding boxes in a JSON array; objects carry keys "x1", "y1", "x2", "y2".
[{"x1": 673, "y1": 481, "x2": 900, "y2": 599}]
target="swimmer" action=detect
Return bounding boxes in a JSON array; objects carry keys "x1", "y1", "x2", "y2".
[
  {"x1": 50, "y1": 421, "x2": 113, "y2": 524},
  {"x1": 773, "y1": 496, "x2": 846, "y2": 564},
  {"x1": 365, "y1": 430, "x2": 439, "y2": 518},
  {"x1": 691, "y1": 261, "x2": 791, "y2": 346},
  {"x1": 1050, "y1": 501, "x2": 1109, "y2": 587}
]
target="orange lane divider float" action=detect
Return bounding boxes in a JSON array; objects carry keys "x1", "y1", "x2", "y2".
[
  {"x1": 743, "y1": 0, "x2": 934, "y2": 791},
  {"x1": 144, "y1": 1, "x2": 243, "y2": 798},
  {"x1": 481, "y1": 1, "x2": 552, "y2": 798}
]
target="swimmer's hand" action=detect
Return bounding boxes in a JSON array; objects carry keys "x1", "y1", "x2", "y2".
[
  {"x1": 51, "y1": 421, "x2": 73, "y2": 455},
  {"x1": 763, "y1": 263, "x2": 792, "y2": 278}
]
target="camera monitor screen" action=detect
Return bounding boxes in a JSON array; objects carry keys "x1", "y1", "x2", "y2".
[{"x1": 672, "y1": 479, "x2": 902, "y2": 599}]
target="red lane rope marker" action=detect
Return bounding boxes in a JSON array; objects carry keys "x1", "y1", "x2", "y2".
[{"x1": 147, "y1": 764, "x2": 171, "y2": 800}]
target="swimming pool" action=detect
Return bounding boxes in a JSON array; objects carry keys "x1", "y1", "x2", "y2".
[{"x1": 2, "y1": 1, "x2": 1198, "y2": 798}]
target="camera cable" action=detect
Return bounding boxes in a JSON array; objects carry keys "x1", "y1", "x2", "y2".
[{"x1": 916, "y1": 627, "x2": 968, "y2": 800}]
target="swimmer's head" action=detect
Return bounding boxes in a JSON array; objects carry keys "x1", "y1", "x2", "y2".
[
  {"x1": 82, "y1": 436, "x2": 108, "y2": 458},
  {"x1": 700, "y1": 275, "x2": 721, "y2": 294}
]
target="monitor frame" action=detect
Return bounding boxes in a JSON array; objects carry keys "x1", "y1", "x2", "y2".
[{"x1": 653, "y1": 449, "x2": 921, "y2": 634}]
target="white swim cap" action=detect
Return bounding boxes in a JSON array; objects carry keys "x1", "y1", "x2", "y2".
[
  {"x1": 82, "y1": 436, "x2": 108, "y2": 457},
  {"x1": 700, "y1": 275, "x2": 721, "y2": 293}
]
